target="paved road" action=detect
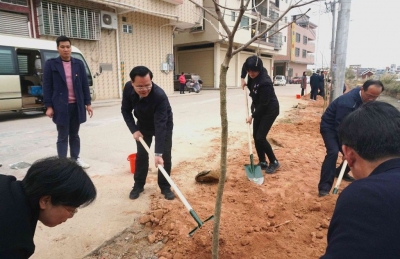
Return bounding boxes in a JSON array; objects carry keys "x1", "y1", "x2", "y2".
[{"x1": 0, "y1": 84, "x2": 304, "y2": 178}]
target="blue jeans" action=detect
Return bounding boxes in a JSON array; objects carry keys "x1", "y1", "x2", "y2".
[{"x1": 56, "y1": 103, "x2": 80, "y2": 159}]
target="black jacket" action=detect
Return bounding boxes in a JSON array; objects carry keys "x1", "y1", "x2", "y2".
[
  {"x1": 320, "y1": 87, "x2": 362, "y2": 132},
  {"x1": 310, "y1": 72, "x2": 322, "y2": 88},
  {"x1": 247, "y1": 68, "x2": 279, "y2": 118},
  {"x1": 121, "y1": 82, "x2": 173, "y2": 153},
  {"x1": 0, "y1": 175, "x2": 39, "y2": 259},
  {"x1": 321, "y1": 158, "x2": 400, "y2": 258}
]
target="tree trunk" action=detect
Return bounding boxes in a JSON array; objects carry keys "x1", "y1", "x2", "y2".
[{"x1": 212, "y1": 54, "x2": 231, "y2": 259}]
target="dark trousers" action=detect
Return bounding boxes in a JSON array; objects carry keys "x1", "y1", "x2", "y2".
[
  {"x1": 301, "y1": 88, "x2": 305, "y2": 96},
  {"x1": 180, "y1": 83, "x2": 185, "y2": 93},
  {"x1": 310, "y1": 86, "x2": 318, "y2": 100},
  {"x1": 56, "y1": 103, "x2": 80, "y2": 159},
  {"x1": 253, "y1": 107, "x2": 279, "y2": 164},
  {"x1": 318, "y1": 84, "x2": 325, "y2": 98},
  {"x1": 318, "y1": 128, "x2": 341, "y2": 192},
  {"x1": 134, "y1": 131, "x2": 173, "y2": 191}
]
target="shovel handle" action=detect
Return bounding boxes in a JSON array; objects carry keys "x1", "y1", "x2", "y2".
[
  {"x1": 138, "y1": 137, "x2": 193, "y2": 211},
  {"x1": 332, "y1": 160, "x2": 348, "y2": 194},
  {"x1": 244, "y1": 88, "x2": 253, "y2": 155}
]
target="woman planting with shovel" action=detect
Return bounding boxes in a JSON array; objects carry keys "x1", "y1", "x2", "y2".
[{"x1": 242, "y1": 55, "x2": 280, "y2": 174}]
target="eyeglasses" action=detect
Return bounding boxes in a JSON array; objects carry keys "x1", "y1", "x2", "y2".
[
  {"x1": 131, "y1": 82, "x2": 152, "y2": 90},
  {"x1": 63, "y1": 206, "x2": 78, "y2": 216}
]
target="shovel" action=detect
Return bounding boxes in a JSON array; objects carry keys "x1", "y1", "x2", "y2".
[
  {"x1": 138, "y1": 137, "x2": 214, "y2": 236},
  {"x1": 332, "y1": 160, "x2": 348, "y2": 194},
  {"x1": 243, "y1": 88, "x2": 264, "y2": 185}
]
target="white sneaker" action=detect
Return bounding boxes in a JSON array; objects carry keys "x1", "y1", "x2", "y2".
[{"x1": 76, "y1": 158, "x2": 90, "y2": 169}]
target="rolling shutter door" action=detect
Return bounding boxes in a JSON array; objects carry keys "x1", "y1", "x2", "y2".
[
  {"x1": 261, "y1": 57, "x2": 272, "y2": 74},
  {"x1": 178, "y1": 49, "x2": 213, "y2": 87},
  {"x1": 0, "y1": 11, "x2": 29, "y2": 37},
  {"x1": 220, "y1": 50, "x2": 237, "y2": 87}
]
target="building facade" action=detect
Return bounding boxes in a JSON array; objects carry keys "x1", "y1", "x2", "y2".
[
  {"x1": 274, "y1": 14, "x2": 316, "y2": 80},
  {"x1": 0, "y1": 0, "x2": 201, "y2": 99},
  {"x1": 173, "y1": 0, "x2": 291, "y2": 88}
]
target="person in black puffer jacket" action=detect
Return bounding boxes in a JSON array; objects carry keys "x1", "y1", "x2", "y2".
[{"x1": 242, "y1": 55, "x2": 280, "y2": 174}]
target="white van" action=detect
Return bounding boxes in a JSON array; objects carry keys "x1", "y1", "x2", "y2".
[{"x1": 0, "y1": 35, "x2": 96, "y2": 113}]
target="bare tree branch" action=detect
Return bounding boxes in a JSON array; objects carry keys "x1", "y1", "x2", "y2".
[
  {"x1": 232, "y1": 0, "x2": 320, "y2": 55},
  {"x1": 212, "y1": 0, "x2": 266, "y2": 12},
  {"x1": 212, "y1": 0, "x2": 232, "y2": 38}
]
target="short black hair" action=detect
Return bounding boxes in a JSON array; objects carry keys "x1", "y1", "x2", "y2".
[
  {"x1": 21, "y1": 157, "x2": 97, "y2": 208},
  {"x1": 129, "y1": 66, "x2": 153, "y2": 82},
  {"x1": 56, "y1": 36, "x2": 71, "y2": 47},
  {"x1": 362, "y1": 79, "x2": 384, "y2": 92},
  {"x1": 339, "y1": 101, "x2": 400, "y2": 161},
  {"x1": 244, "y1": 55, "x2": 263, "y2": 73}
]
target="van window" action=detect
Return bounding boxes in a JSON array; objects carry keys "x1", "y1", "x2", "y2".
[
  {"x1": 0, "y1": 47, "x2": 17, "y2": 75},
  {"x1": 41, "y1": 50, "x2": 93, "y2": 86},
  {"x1": 17, "y1": 54, "x2": 29, "y2": 75}
]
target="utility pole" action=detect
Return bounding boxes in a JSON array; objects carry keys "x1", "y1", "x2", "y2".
[
  {"x1": 332, "y1": 0, "x2": 352, "y2": 101},
  {"x1": 328, "y1": 1, "x2": 337, "y2": 103}
]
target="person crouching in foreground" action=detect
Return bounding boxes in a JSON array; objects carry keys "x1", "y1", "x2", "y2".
[
  {"x1": 0, "y1": 157, "x2": 97, "y2": 258},
  {"x1": 321, "y1": 101, "x2": 400, "y2": 258}
]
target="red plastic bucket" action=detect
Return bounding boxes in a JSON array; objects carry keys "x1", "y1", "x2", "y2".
[
  {"x1": 127, "y1": 153, "x2": 136, "y2": 174},
  {"x1": 296, "y1": 94, "x2": 301, "y2": 99}
]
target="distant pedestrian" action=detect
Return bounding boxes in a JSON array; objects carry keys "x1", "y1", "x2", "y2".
[
  {"x1": 318, "y1": 71, "x2": 325, "y2": 97},
  {"x1": 0, "y1": 157, "x2": 96, "y2": 258},
  {"x1": 178, "y1": 72, "x2": 186, "y2": 94},
  {"x1": 310, "y1": 70, "x2": 320, "y2": 101},
  {"x1": 300, "y1": 71, "x2": 307, "y2": 96},
  {"x1": 43, "y1": 35, "x2": 93, "y2": 169}
]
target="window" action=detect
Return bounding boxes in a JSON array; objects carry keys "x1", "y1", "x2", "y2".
[
  {"x1": 303, "y1": 36, "x2": 307, "y2": 44},
  {"x1": 0, "y1": 47, "x2": 16, "y2": 75},
  {"x1": 284, "y1": 36, "x2": 286, "y2": 42},
  {"x1": 231, "y1": 11, "x2": 236, "y2": 21},
  {"x1": 284, "y1": 17, "x2": 287, "y2": 23},
  {"x1": 0, "y1": 0, "x2": 27, "y2": 6},
  {"x1": 302, "y1": 49, "x2": 307, "y2": 58},
  {"x1": 122, "y1": 24, "x2": 132, "y2": 34},
  {"x1": 38, "y1": 0, "x2": 100, "y2": 40},
  {"x1": 296, "y1": 33, "x2": 300, "y2": 43},
  {"x1": 17, "y1": 54, "x2": 29, "y2": 74},
  {"x1": 295, "y1": 48, "x2": 300, "y2": 57},
  {"x1": 240, "y1": 16, "x2": 249, "y2": 30}
]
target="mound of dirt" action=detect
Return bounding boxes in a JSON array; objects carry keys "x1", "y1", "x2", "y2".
[{"x1": 86, "y1": 97, "x2": 351, "y2": 259}]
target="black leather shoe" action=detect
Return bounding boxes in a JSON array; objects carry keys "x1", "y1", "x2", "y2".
[
  {"x1": 266, "y1": 161, "x2": 280, "y2": 174},
  {"x1": 129, "y1": 187, "x2": 144, "y2": 200},
  {"x1": 258, "y1": 162, "x2": 268, "y2": 170},
  {"x1": 318, "y1": 191, "x2": 329, "y2": 197},
  {"x1": 161, "y1": 189, "x2": 175, "y2": 200}
]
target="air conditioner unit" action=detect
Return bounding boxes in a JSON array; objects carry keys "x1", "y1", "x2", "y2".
[{"x1": 100, "y1": 11, "x2": 118, "y2": 30}]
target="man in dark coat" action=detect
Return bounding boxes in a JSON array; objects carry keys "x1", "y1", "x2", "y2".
[
  {"x1": 309, "y1": 70, "x2": 321, "y2": 101},
  {"x1": 43, "y1": 35, "x2": 93, "y2": 169},
  {"x1": 321, "y1": 101, "x2": 400, "y2": 258},
  {"x1": 318, "y1": 80, "x2": 384, "y2": 197},
  {"x1": 121, "y1": 66, "x2": 175, "y2": 200}
]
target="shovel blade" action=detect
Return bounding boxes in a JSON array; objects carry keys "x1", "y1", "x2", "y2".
[{"x1": 244, "y1": 164, "x2": 264, "y2": 185}]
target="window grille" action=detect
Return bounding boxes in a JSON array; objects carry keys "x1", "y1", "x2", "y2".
[
  {"x1": 37, "y1": 0, "x2": 100, "y2": 40},
  {"x1": 296, "y1": 33, "x2": 300, "y2": 43},
  {"x1": 302, "y1": 49, "x2": 306, "y2": 58},
  {"x1": 295, "y1": 48, "x2": 300, "y2": 57},
  {"x1": 0, "y1": 0, "x2": 27, "y2": 6},
  {"x1": 303, "y1": 36, "x2": 307, "y2": 44},
  {"x1": 17, "y1": 54, "x2": 29, "y2": 74},
  {"x1": 240, "y1": 16, "x2": 249, "y2": 30}
]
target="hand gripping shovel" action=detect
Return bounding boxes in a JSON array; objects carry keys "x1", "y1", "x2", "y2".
[
  {"x1": 332, "y1": 160, "x2": 348, "y2": 194},
  {"x1": 243, "y1": 88, "x2": 264, "y2": 185},
  {"x1": 138, "y1": 137, "x2": 214, "y2": 236}
]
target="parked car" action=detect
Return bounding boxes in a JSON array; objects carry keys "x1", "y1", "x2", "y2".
[
  {"x1": 289, "y1": 77, "x2": 302, "y2": 84},
  {"x1": 273, "y1": 75, "x2": 286, "y2": 86},
  {"x1": 173, "y1": 73, "x2": 202, "y2": 92}
]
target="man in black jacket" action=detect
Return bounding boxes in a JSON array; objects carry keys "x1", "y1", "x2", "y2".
[
  {"x1": 318, "y1": 80, "x2": 384, "y2": 197},
  {"x1": 321, "y1": 101, "x2": 400, "y2": 258},
  {"x1": 121, "y1": 66, "x2": 174, "y2": 200},
  {"x1": 309, "y1": 70, "x2": 321, "y2": 101}
]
